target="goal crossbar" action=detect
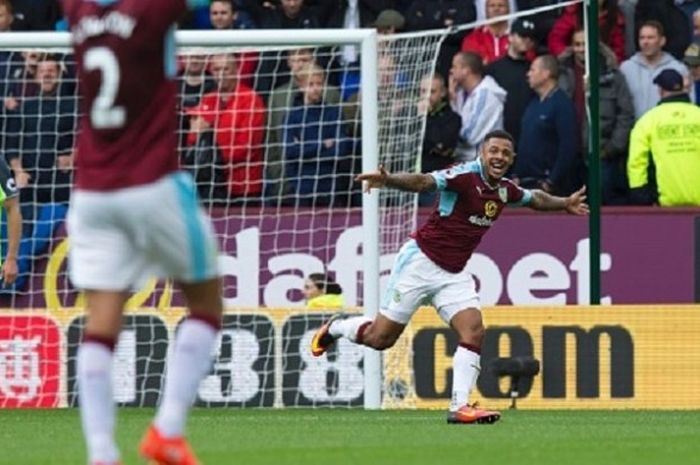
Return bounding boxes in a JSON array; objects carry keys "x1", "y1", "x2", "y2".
[{"x1": 0, "y1": 28, "x2": 382, "y2": 409}]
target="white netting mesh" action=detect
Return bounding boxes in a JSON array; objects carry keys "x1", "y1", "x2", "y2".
[
  {"x1": 0, "y1": 30, "x2": 444, "y2": 408},
  {"x1": 0, "y1": 1, "x2": 582, "y2": 409}
]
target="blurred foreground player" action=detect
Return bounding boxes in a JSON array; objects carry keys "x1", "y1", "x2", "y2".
[
  {"x1": 62, "y1": 0, "x2": 220, "y2": 463},
  {"x1": 312, "y1": 130, "x2": 588, "y2": 423}
]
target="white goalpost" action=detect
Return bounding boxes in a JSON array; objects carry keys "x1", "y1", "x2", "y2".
[{"x1": 0, "y1": 28, "x2": 447, "y2": 410}]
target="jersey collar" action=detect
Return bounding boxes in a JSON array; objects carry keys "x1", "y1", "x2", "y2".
[{"x1": 477, "y1": 158, "x2": 499, "y2": 190}]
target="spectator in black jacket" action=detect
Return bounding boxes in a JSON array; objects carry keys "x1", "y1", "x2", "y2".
[
  {"x1": 2, "y1": 56, "x2": 76, "y2": 293},
  {"x1": 9, "y1": 0, "x2": 60, "y2": 30},
  {"x1": 486, "y1": 17, "x2": 537, "y2": 146},
  {"x1": 558, "y1": 29, "x2": 635, "y2": 205},
  {"x1": 417, "y1": 72, "x2": 461, "y2": 206},
  {"x1": 404, "y1": 0, "x2": 477, "y2": 80}
]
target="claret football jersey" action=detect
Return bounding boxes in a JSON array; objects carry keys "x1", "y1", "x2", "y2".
[
  {"x1": 414, "y1": 159, "x2": 532, "y2": 273},
  {"x1": 63, "y1": 0, "x2": 190, "y2": 190}
]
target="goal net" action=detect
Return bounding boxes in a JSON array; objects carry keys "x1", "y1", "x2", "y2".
[{"x1": 0, "y1": 28, "x2": 444, "y2": 408}]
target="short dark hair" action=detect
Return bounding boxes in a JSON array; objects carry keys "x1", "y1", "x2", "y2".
[
  {"x1": 536, "y1": 54, "x2": 559, "y2": 80},
  {"x1": 457, "y1": 51, "x2": 484, "y2": 77},
  {"x1": 483, "y1": 129, "x2": 514, "y2": 145},
  {"x1": 640, "y1": 20, "x2": 664, "y2": 37},
  {"x1": 211, "y1": 0, "x2": 235, "y2": 11},
  {"x1": 308, "y1": 273, "x2": 343, "y2": 295}
]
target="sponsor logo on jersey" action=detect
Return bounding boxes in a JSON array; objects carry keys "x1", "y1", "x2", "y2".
[
  {"x1": 468, "y1": 215, "x2": 494, "y2": 227},
  {"x1": 484, "y1": 201, "x2": 498, "y2": 218}
]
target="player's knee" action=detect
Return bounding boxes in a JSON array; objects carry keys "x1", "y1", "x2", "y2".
[
  {"x1": 365, "y1": 331, "x2": 398, "y2": 350},
  {"x1": 456, "y1": 321, "x2": 485, "y2": 346}
]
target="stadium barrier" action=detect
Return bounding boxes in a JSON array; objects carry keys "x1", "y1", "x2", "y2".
[
  {"x1": 6, "y1": 208, "x2": 700, "y2": 310},
  {"x1": 1, "y1": 305, "x2": 698, "y2": 409}
]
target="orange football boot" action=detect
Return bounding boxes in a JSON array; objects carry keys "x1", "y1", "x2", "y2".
[
  {"x1": 139, "y1": 424, "x2": 201, "y2": 465},
  {"x1": 310, "y1": 314, "x2": 344, "y2": 357},
  {"x1": 446, "y1": 403, "x2": 501, "y2": 424}
]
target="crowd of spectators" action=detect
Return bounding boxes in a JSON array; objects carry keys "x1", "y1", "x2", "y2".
[{"x1": 1, "y1": 0, "x2": 700, "y2": 290}]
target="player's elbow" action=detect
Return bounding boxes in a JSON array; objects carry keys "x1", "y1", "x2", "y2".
[{"x1": 418, "y1": 175, "x2": 437, "y2": 193}]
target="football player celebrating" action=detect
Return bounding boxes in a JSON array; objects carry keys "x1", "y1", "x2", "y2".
[{"x1": 312, "y1": 129, "x2": 588, "y2": 423}]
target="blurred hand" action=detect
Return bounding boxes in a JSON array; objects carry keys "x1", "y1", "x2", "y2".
[
  {"x1": 190, "y1": 116, "x2": 211, "y2": 134},
  {"x1": 565, "y1": 186, "x2": 589, "y2": 215},
  {"x1": 14, "y1": 171, "x2": 30, "y2": 188},
  {"x1": 323, "y1": 139, "x2": 335, "y2": 149},
  {"x1": 57, "y1": 153, "x2": 74, "y2": 171},
  {"x1": 538, "y1": 179, "x2": 553, "y2": 193},
  {"x1": 355, "y1": 164, "x2": 389, "y2": 193},
  {"x1": 4, "y1": 96, "x2": 17, "y2": 111},
  {"x1": 448, "y1": 73, "x2": 458, "y2": 102}
]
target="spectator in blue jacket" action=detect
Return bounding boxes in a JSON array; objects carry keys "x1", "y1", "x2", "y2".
[
  {"x1": 513, "y1": 54, "x2": 579, "y2": 196},
  {"x1": 282, "y1": 63, "x2": 355, "y2": 206}
]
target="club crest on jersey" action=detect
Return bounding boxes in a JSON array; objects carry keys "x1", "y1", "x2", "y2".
[
  {"x1": 498, "y1": 187, "x2": 508, "y2": 203},
  {"x1": 484, "y1": 200, "x2": 498, "y2": 218}
]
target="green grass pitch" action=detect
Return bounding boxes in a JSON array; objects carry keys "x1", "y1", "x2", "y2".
[{"x1": 0, "y1": 409, "x2": 698, "y2": 464}]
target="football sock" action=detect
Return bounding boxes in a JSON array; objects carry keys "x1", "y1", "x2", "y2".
[
  {"x1": 449, "y1": 343, "x2": 481, "y2": 412},
  {"x1": 154, "y1": 317, "x2": 219, "y2": 438},
  {"x1": 78, "y1": 338, "x2": 120, "y2": 463},
  {"x1": 329, "y1": 316, "x2": 372, "y2": 343}
]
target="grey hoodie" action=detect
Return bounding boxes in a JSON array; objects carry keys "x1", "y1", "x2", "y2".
[
  {"x1": 450, "y1": 75, "x2": 507, "y2": 161},
  {"x1": 619, "y1": 51, "x2": 690, "y2": 119}
]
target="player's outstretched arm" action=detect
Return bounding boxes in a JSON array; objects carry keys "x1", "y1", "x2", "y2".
[
  {"x1": 528, "y1": 186, "x2": 589, "y2": 215},
  {"x1": 355, "y1": 164, "x2": 437, "y2": 193}
]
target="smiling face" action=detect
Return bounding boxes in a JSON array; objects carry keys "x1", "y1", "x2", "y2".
[
  {"x1": 36, "y1": 60, "x2": 60, "y2": 94},
  {"x1": 480, "y1": 136, "x2": 515, "y2": 182}
]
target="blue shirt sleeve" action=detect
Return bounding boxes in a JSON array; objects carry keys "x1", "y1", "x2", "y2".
[
  {"x1": 187, "y1": 0, "x2": 210, "y2": 9},
  {"x1": 512, "y1": 188, "x2": 532, "y2": 206}
]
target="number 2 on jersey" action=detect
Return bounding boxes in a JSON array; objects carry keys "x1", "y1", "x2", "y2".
[{"x1": 84, "y1": 47, "x2": 126, "y2": 129}]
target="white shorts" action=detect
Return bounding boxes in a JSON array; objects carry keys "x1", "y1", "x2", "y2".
[
  {"x1": 380, "y1": 239, "x2": 480, "y2": 325},
  {"x1": 67, "y1": 171, "x2": 220, "y2": 291}
]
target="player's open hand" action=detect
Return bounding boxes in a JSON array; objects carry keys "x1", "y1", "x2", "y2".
[
  {"x1": 565, "y1": 186, "x2": 589, "y2": 215},
  {"x1": 355, "y1": 165, "x2": 389, "y2": 193}
]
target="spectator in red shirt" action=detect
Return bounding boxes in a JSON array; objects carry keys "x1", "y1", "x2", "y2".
[
  {"x1": 548, "y1": 0, "x2": 625, "y2": 64},
  {"x1": 209, "y1": 0, "x2": 257, "y2": 87},
  {"x1": 186, "y1": 53, "x2": 266, "y2": 203},
  {"x1": 461, "y1": 0, "x2": 511, "y2": 65}
]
